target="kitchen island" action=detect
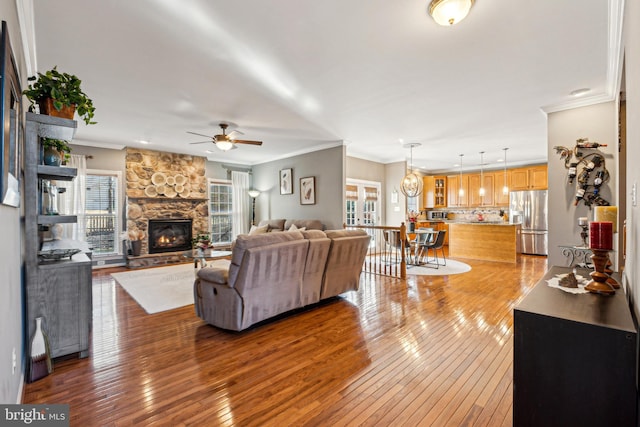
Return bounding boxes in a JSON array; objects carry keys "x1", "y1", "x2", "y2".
[{"x1": 448, "y1": 222, "x2": 520, "y2": 263}]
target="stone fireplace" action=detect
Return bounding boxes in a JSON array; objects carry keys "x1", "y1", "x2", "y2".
[
  {"x1": 125, "y1": 148, "x2": 209, "y2": 267},
  {"x1": 148, "y1": 219, "x2": 193, "y2": 254}
]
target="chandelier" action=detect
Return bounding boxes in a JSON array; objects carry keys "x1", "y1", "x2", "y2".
[
  {"x1": 400, "y1": 143, "x2": 423, "y2": 197},
  {"x1": 428, "y1": 0, "x2": 475, "y2": 26}
]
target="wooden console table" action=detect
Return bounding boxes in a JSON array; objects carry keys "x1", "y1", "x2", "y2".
[{"x1": 513, "y1": 266, "x2": 637, "y2": 426}]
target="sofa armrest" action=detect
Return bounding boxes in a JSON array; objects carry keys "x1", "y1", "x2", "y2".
[{"x1": 197, "y1": 265, "x2": 230, "y2": 285}]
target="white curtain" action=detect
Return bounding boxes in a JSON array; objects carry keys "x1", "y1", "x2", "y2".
[
  {"x1": 57, "y1": 154, "x2": 87, "y2": 241},
  {"x1": 231, "y1": 171, "x2": 250, "y2": 238}
]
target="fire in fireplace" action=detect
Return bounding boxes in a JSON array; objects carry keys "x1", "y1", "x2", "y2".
[{"x1": 148, "y1": 219, "x2": 193, "y2": 254}]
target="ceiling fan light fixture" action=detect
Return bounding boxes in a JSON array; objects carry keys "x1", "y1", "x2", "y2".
[
  {"x1": 215, "y1": 140, "x2": 234, "y2": 151},
  {"x1": 429, "y1": 0, "x2": 475, "y2": 26}
]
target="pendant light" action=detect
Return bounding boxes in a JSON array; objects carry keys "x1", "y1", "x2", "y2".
[
  {"x1": 479, "y1": 151, "x2": 485, "y2": 197},
  {"x1": 502, "y1": 148, "x2": 509, "y2": 195},
  {"x1": 400, "y1": 143, "x2": 423, "y2": 197},
  {"x1": 458, "y1": 154, "x2": 464, "y2": 196}
]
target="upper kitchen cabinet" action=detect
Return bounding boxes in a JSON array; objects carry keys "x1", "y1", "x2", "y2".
[
  {"x1": 494, "y1": 169, "x2": 511, "y2": 206},
  {"x1": 447, "y1": 174, "x2": 468, "y2": 207},
  {"x1": 424, "y1": 176, "x2": 447, "y2": 208},
  {"x1": 468, "y1": 172, "x2": 495, "y2": 207},
  {"x1": 510, "y1": 165, "x2": 548, "y2": 190}
]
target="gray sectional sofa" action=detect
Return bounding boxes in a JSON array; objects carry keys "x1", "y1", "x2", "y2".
[{"x1": 193, "y1": 228, "x2": 370, "y2": 331}]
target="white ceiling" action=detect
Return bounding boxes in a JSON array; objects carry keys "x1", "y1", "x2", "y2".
[{"x1": 25, "y1": 0, "x2": 622, "y2": 173}]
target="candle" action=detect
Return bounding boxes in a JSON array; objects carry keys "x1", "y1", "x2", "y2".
[
  {"x1": 578, "y1": 217, "x2": 588, "y2": 226},
  {"x1": 593, "y1": 206, "x2": 618, "y2": 233},
  {"x1": 589, "y1": 221, "x2": 613, "y2": 250}
]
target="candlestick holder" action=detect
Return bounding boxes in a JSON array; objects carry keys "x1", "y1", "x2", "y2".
[
  {"x1": 578, "y1": 224, "x2": 589, "y2": 247},
  {"x1": 585, "y1": 249, "x2": 615, "y2": 295},
  {"x1": 604, "y1": 257, "x2": 620, "y2": 288}
]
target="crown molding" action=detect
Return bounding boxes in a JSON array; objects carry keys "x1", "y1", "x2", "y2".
[{"x1": 541, "y1": 0, "x2": 625, "y2": 114}]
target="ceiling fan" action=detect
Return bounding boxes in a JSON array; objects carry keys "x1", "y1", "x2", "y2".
[{"x1": 188, "y1": 123, "x2": 263, "y2": 151}]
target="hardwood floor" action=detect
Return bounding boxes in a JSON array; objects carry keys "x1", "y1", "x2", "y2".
[{"x1": 23, "y1": 252, "x2": 547, "y2": 426}]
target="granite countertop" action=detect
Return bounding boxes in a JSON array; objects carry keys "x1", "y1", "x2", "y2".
[{"x1": 447, "y1": 221, "x2": 521, "y2": 226}]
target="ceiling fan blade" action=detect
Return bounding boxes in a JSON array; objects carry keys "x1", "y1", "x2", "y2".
[
  {"x1": 234, "y1": 139, "x2": 263, "y2": 146},
  {"x1": 187, "y1": 131, "x2": 214, "y2": 138},
  {"x1": 189, "y1": 140, "x2": 212, "y2": 145},
  {"x1": 228, "y1": 130, "x2": 244, "y2": 139}
]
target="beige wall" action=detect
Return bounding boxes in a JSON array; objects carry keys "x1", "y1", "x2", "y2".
[
  {"x1": 252, "y1": 146, "x2": 345, "y2": 230},
  {"x1": 624, "y1": 0, "x2": 640, "y2": 316},
  {"x1": 385, "y1": 161, "x2": 407, "y2": 226},
  {"x1": 346, "y1": 156, "x2": 386, "y2": 224},
  {"x1": 0, "y1": 3, "x2": 28, "y2": 403},
  {"x1": 547, "y1": 102, "x2": 618, "y2": 268}
]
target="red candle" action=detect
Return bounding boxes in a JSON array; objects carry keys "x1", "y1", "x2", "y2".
[{"x1": 589, "y1": 221, "x2": 613, "y2": 250}]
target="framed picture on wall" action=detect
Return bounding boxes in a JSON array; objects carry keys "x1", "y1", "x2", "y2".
[
  {"x1": 280, "y1": 168, "x2": 293, "y2": 195},
  {"x1": 1, "y1": 21, "x2": 22, "y2": 207},
  {"x1": 300, "y1": 176, "x2": 315, "y2": 205}
]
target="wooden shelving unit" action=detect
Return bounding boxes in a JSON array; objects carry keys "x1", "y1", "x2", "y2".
[{"x1": 24, "y1": 112, "x2": 92, "y2": 359}]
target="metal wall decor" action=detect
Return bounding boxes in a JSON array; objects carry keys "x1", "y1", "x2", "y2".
[{"x1": 553, "y1": 138, "x2": 610, "y2": 208}]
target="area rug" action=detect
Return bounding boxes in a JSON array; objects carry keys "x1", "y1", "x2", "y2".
[
  {"x1": 407, "y1": 259, "x2": 472, "y2": 276},
  {"x1": 111, "y1": 260, "x2": 228, "y2": 314}
]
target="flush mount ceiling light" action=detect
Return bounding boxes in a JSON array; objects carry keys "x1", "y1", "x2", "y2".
[
  {"x1": 400, "y1": 143, "x2": 423, "y2": 198},
  {"x1": 429, "y1": 0, "x2": 475, "y2": 26}
]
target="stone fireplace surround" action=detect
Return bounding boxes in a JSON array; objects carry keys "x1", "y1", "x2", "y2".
[{"x1": 125, "y1": 148, "x2": 209, "y2": 267}]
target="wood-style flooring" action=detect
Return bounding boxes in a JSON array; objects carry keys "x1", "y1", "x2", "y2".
[{"x1": 23, "y1": 251, "x2": 547, "y2": 426}]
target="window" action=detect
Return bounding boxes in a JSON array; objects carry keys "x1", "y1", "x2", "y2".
[
  {"x1": 407, "y1": 196, "x2": 418, "y2": 215},
  {"x1": 85, "y1": 171, "x2": 120, "y2": 255},
  {"x1": 209, "y1": 179, "x2": 233, "y2": 245}
]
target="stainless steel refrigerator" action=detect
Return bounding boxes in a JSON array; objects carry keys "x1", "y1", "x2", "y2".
[{"x1": 509, "y1": 190, "x2": 548, "y2": 255}]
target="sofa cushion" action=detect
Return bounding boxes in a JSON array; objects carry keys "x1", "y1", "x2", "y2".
[
  {"x1": 249, "y1": 224, "x2": 269, "y2": 235},
  {"x1": 258, "y1": 219, "x2": 286, "y2": 232},
  {"x1": 324, "y1": 229, "x2": 368, "y2": 238},
  {"x1": 301, "y1": 229, "x2": 327, "y2": 240},
  {"x1": 285, "y1": 219, "x2": 323, "y2": 231},
  {"x1": 197, "y1": 264, "x2": 230, "y2": 284},
  {"x1": 288, "y1": 223, "x2": 306, "y2": 232},
  {"x1": 229, "y1": 231, "x2": 305, "y2": 287}
]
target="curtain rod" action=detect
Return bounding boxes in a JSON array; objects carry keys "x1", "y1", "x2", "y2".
[{"x1": 221, "y1": 163, "x2": 252, "y2": 173}]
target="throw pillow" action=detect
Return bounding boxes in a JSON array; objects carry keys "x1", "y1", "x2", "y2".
[
  {"x1": 249, "y1": 224, "x2": 268, "y2": 235},
  {"x1": 288, "y1": 223, "x2": 306, "y2": 232}
]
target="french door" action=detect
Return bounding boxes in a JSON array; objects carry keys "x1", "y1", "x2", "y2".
[{"x1": 345, "y1": 179, "x2": 381, "y2": 227}]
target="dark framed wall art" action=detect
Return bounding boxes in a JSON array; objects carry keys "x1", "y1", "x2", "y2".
[
  {"x1": 300, "y1": 176, "x2": 315, "y2": 205},
  {"x1": 0, "y1": 21, "x2": 23, "y2": 207},
  {"x1": 280, "y1": 168, "x2": 293, "y2": 195}
]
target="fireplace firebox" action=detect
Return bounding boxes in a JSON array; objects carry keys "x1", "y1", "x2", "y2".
[{"x1": 148, "y1": 219, "x2": 193, "y2": 254}]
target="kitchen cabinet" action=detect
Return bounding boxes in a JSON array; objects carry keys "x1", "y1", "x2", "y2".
[
  {"x1": 447, "y1": 174, "x2": 468, "y2": 207},
  {"x1": 494, "y1": 169, "x2": 511, "y2": 206},
  {"x1": 468, "y1": 172, "x2": 494, "y2": 207},
  {"x1": 423, "y1": 176, "x2": 447, "y2": 208},
  {"x1": 510, "y1": 165, "x2": 547, "y2": 190},
  {"x1": 514, "y1": 267, "x2": 636, "y2": 426},
  {"x1": 24, "y1": 112, "x2": 92, "y2": 359}
]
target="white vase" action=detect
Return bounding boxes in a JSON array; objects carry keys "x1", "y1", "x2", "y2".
[
  {"x1": 28, "y1": 317, "x2": 53, "y2": 382},
  {"x1": 51, "y1": 223, "x2": 63, "y2": 240}
]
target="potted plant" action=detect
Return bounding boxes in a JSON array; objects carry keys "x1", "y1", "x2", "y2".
[
  {"x1": 23, "y1": 66, "x2": 96, "y2": 125},
  {"x1": 41, "y1": 138, "x2": 71, "y2": 166}
]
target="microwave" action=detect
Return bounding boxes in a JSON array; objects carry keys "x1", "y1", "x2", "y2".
[{"x1": 427, "y1": 211, "x2": 447, "y2": 220}]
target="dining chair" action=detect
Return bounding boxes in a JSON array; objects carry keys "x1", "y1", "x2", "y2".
[
  {"x1": 384, "y1": 229, "x2": 412, "y2": 264},
  {"x1": 419, "y1": 230, "x2": 447, "y2": 268}
]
